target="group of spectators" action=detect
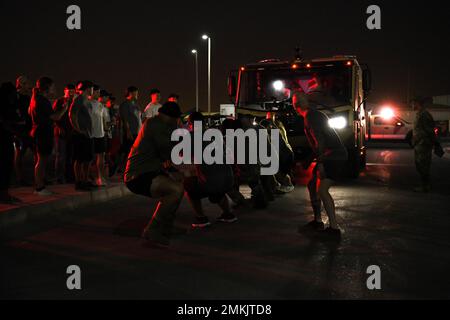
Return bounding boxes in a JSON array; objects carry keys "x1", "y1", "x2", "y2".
[{"x1": 0, "y1": 75, "x2": 178, "y2": 201}]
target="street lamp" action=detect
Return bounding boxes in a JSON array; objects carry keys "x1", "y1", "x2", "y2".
[
  {"x1": 191, "y1": 49, "x2": 199, "y2": 112},
  {"x1": 202, "y1": 34, "x2": 211, "y2": 114}
]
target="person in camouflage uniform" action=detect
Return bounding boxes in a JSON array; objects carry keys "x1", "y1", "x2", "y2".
[{"x1": 412, "y1": 97, "x2": 436, "y2": 193}]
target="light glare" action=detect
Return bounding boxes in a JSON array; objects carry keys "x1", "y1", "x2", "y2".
[{"x1": 329, "y1": 116, "x2": 347, "y2": 129}]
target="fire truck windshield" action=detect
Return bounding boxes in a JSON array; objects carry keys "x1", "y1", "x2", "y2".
[{"x1": 238, "y1": 65, "x2": 352, "y2": 110}]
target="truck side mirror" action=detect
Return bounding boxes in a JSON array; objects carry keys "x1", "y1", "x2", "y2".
[
  {"x1": 228, "y1": 74, "x2": 237, "y2": 98},
  {"x1": 362, "y1": 65, "x2": 372, "y2": 94}
]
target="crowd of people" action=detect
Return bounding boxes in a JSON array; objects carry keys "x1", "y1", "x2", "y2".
[
  {"x1": 0, "y1": 75, "x2": 177, "y2": 198},
  {"x1": 1, "y1": 75, "x2": 351, "y2": 247}
]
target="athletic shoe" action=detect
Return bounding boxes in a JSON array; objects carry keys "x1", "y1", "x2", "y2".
[
  {"x1": 192, "y1": 216, "x2": 211, "y2": 229},
  {"x1": 217, "y1": 213, "x2": 238, "y2": 223},
  {"x1": 276, "y1": 184, "x2": 295, "y2": 194},
  {"x1": 300, "y1": 220, "x2": 325, "y2": 232},
  {"x1": 34, "y1": 188, "x2": 53, "y2": 196}
]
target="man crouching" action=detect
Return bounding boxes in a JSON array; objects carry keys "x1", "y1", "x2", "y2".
[{"x1": 124, "y1": 102, "x2": 184, "y2": 247}]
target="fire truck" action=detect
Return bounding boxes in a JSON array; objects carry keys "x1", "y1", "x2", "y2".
[{"x1": 227, "y1": 54, "x2": 372, "y2": 178}]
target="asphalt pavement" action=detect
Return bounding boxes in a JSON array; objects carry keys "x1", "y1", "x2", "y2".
[{"x1": 1, "y1": 142, "x2": 450, "y2": 300}]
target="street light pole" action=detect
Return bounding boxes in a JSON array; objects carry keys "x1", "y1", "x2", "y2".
[
  {"x1": 191, "y1": 49, "x2": 199, "y2": 112},
  {"x1": 202, "y1": 34, "x2": 211, "y2": 114}
]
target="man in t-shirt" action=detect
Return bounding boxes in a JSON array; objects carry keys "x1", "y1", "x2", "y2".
[
  {"x1": 53, "y1": 84, "x2": 76, "y2": 184},
  {"x1": 69, "y1": 81, "x2": 95, "y2": 191},
  {"x1": 124, "y1": 102, "x2": 184, "y2": 247},
  {"x1": 0, "y1": 82, "x2": 21, "y2": 203},
  {"x1": 119, "y1": 86, "x2": 142, "y2": 172},
  {"x1": 142, "y1": 88, "x2": 162, "y2": 120},
  {"x1": 89, "y1": 86, "x2": 109, "y2": 187},
  {"x1": 293, "y1": 91, "x2": 348, "y2": 240}
]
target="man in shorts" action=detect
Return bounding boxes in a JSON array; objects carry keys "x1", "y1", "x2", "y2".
[
  {"x1": 89, "y1": 86, "x2": 109, "y2": 186},
  {"x1": 293, "y1": 91, "x2": 348, "y2": 240},
  {"x1": 124, "y1": 102, "x2": 184, "y2": 247}
]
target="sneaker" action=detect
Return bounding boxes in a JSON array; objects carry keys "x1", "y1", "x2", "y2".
[
  {"x1": 96, "y1": 180, "x2": 108, "y2": 187},
  {"x1": 277, "y1": 184, "x2": 295, "y2": 194},
  {"x1": 217, "y1": 213, "x2": 238, "y2": 223},
  {"x1": 34, "y1": 188, "x2": 53, "y2": 196},
  {"x1": 300, "y1": 220, "x2": 325, "y2": 232},
  {"x1": 192, "y1": 216, "x2": 211, "y2": 229}
]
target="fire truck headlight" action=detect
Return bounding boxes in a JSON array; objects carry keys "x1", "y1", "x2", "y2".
[
  {"x1": 328, "y1": 116, "x2": 347, "y2": 130},
  {"x1": 273, "y1": 80, "x2": 284, "y2": 92}
]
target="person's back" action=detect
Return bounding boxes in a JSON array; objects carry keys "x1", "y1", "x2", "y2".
[
  {"x1": 30, "y1": 93, "x2": 53, "y2": 136},
  {"x1": 124, "y1": 115, "x2": 175, "y2": 183}
]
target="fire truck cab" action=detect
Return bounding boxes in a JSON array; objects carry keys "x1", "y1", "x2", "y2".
[{"x1": 227, "y1": 55, "x2": 372, "y2": 178}]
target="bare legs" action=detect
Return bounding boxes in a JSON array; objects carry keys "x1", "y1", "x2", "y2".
[
  {"x1": 35, "y1": 153, "x2": 48, "y2": 190},
  {"x1": 95, "y1": 153, "x2": 106, "y2": 185},
  {"x1": 143, "y1": 175, "x2": 184, "y2": 238}
]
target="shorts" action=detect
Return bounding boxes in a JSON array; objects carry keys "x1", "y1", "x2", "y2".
[
  {"x1": 93, "y1": 137, "x2": 106, "y2": 154},
  {"x1": 72, "y1": 134, "x2": 94, "y2": 163},
  {"x1": 184, "y1": 176, "x2": 224, "y2": 204},
  {"x1": 33, "y1": 127, "x2": 54, "y2": 156},
  {"x1": 126, "y1": 171, "x2": 161, "y2": 198},
  {"x1": 315, "y1": 160, "x2": 346, "y2": 181}
]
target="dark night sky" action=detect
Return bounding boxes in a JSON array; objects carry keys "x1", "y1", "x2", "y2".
[{"x1": 1, "y1": 0, "x2": 450, "y2": 110}]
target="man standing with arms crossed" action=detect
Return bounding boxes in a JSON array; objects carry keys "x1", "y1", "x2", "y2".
[{"x1": 293, "y1": 91, "x2": 348, "y2": 240}]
